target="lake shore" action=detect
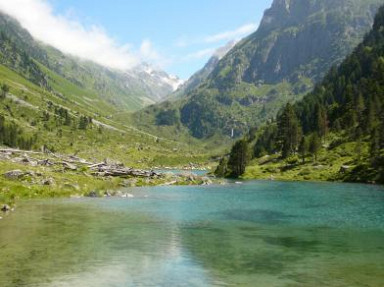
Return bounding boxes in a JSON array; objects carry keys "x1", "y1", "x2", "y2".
[{"x1": 0, "y1": 148, "x2": 218, "y2": 207}]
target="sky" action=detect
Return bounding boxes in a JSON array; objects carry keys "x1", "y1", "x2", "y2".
[{"x1": 0, "y1": 0, "x2": 273, "y2": 79}]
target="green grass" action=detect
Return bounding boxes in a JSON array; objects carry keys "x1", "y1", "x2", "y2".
[{"x1": 243, "y1": 137, "x2": 372, "y2": 183}]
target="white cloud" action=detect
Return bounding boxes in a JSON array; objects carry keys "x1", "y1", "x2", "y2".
[
  {"x1": 185, "y1": 48, "x2": 216, "y2": 60},
  {"x1": 174, "y1": 23, "x2": 257, "y2": 49},
  {"x1": 204, "y1": 23, "x2": 257, "y2": 43},
  {"x1": 0, "y1": 0, "x2": 162, "y2": 70}
]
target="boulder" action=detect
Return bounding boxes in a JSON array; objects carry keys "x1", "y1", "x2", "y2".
[
  {"x1": 87, "y1": 191, "x2": 98, "y2": 198},
  {"x1": 62, "y1": 162, "x2": 77, "y2": 171},
  {"x1": 42, "y1": 178, "x2": 55, "y2": 186},
  {"x1": 1, "y1": 204, "x2": 10, "y2": 212},
  {"x1": 340, "y1": 165, "x2": 351, "y2": 173},
  {"x1": 4, "y1": 170, "x2": 25, "y2": 179}
]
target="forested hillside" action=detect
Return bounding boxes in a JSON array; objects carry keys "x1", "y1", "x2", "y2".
[
  {"x1": 218, "y1": 5, "x2": 384, "y2": 183},
  {"x1": 135, "y1": 0, "x2": 382, "y2": 140}
]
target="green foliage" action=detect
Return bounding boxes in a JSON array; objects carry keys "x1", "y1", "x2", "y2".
[
  {"x1": 214, "y1": 157, "x2": 229, "y2": 177},
  {"x1": 298, "y1": 136, "x2": 308, "y2": 163},
  {"x1": 249, "y1": 5, "x2": 384, "y2": 183},
  {"x1": 277, "y1": 103, "x2": 301, "y2": 158},
  {"x1": 135, "y1": 0, "x2": 382, "y2": 141},
  {"x1": 156, "y1": 109, "x2": 179, "y2": 126},
  {"x1": 78, "y1": 116, "x2": 91, "y2": 130},
  {"x1": 227, "y1": 138, "x2": 251, "y2": 178},
  {"x1": 309, "y1": 133, "x2": 321, "y2": 161},
  {"x1": 0, "y1": 82, "x2": 9, "y2": 99}
]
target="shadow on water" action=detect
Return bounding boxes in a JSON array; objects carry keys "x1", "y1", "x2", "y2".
[
  {"x1": 180, "y1": 222, "x2": 302, "y2": 276},
  {"x1": 218, "y1": 208, "x2": 297, "y2": 224}
]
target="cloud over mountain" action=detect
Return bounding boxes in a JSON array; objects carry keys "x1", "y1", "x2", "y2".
[{"x1": 0, "y1": 0, "x2": 143, "y2": 70}]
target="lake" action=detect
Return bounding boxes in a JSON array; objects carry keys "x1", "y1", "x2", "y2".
[{"x1": 0, "y1": 181, "x2": 383, "y2": 286}]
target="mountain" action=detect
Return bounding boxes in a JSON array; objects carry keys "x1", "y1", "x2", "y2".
[
  {"x1": 138, "y1": 0, "x2": 382, "y2": 139},
  {"x1": 0, "y1": 11, "x2": 181, "y2": 111},
  {"x1": 170, "y1": 41, "x2": 236, "y2": 100},
  {"x1": 127, "y1": 63, "x2": 183, "y2": 105},
  {"x1": 223, "y1": 4, "x2": 384, "y2": 183},
  {"x1": 0, "y1": 11, "x2": 195, "y2": 167}
]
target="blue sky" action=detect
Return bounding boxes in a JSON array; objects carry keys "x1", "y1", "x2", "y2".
[{"x1": 0, "y1": 0, "x2": 273, "y2": 79}]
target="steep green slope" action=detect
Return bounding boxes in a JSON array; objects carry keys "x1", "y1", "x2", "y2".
[
  {"x1": 0, "y1": 12, "x2": 180, "y2": 112},
  {"x1": 222, "y1": 5, "x2": 384, "y2": 183},
  {"x1": 136, "y1": 0, "x2": 382, "y2": 139},
  {"x1": 0, "y1": 15, "x2": 209, "y2": 167}
]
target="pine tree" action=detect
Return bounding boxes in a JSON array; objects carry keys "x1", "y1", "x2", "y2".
[
  {"x1": 215, "y1": 157, "x2": 229, "y2": 177},
  {"x1": 227, "y1": 139, "x2": 250, "y2": 178},
  {"x1": 370, "y1": 127, "x2": 380, "y2": 162},
  {"x1": 0, "y1": 83, "x2": 9, "y2": 99},
  {"x1": 78, "y1": 116, "x2": 89, "y2": 130},
  {"x1": 365, "y1": 98, "x2": 377, "y2": 133},
  {"x1": 298, "y1": 136, "x2": 308, "y2": 164},
  {"x1": 278, "y1": 103, "x2": 301, "y2": 159},
  {"x1": 309, "y1": 133, "x2": 321, "y2": 162},
  {"x1": 314, "y1": 104, "x2": 328, "y2": 141}
]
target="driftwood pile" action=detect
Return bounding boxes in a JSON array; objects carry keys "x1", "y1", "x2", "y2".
[
  {"x1": 0, "y1": 148, "x2": 162, "y2": 179},
  {"x1": 89, "y1": 162, "x2": 161, "y2": 178}
]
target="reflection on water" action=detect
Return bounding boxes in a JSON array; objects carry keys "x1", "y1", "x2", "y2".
[{"x1": 0, "y1": 181, "x2": 383, "y2": 286}]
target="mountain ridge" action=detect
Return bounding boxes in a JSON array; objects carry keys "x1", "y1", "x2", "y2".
[
  {"x1": 136, "y1": 0, "x2": 382, "y2": 140},
  {"x1": 223, "y1": 4, "x2": 384, "y2": 183},
  {"x1": 0, "y1": 10, "x2": 180, "y2": 111}
]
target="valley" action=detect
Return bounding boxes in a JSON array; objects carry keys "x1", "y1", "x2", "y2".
[{"x1": 0, "y1": 1, "x2": 383, "y2": 286}]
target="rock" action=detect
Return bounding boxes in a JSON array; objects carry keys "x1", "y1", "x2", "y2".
[
  {"x1": 38, "y1": 159, "x2": 54, "y2": 166},
  {"x1": 313, "y1": 165, "x2": 325, "y2": 170},
  {"x1": 121, "y1": 179, "x2": 137, "y2": 187},
  {"x1": 201, "y1": 177, "x2": 213, "y2": 185},
  {"x1": 87, "y1": 191, "x2": 98, "y2": 198},
  {"x1": 42, "y1": 178, "x2": 55, "y2": 186},
  {"x1": 121, "y1": 193, "x2": 134, "y2": 198},
  {"x1": 161, "y1": 181, "x2": 177, "y2": 186},
  {"x1": 62, "y1": 161, "x2": 77, "y2": 171},
  {"x1": 4, "y1": 170, "x2": 25, "y2": 179},
  {"x1": 63, "y1": 183, "x2": 80, "y2": 191},
  {"x1": 340, "y1": 165, "x2": 351, "y2": 173},
  {"x1": 1, "y1": 204, "x2": 10, "y2": 212},
  {"x1": 104, "y1": 191, "x2": 112, "y2": 197}
]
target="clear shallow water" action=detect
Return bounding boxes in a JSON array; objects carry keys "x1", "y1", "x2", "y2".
[{"x1": 0, "y1": 181, "x2": 383, "y2": 287}]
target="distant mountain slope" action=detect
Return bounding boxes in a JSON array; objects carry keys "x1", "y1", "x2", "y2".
[
  {"x1": 170, "y1": 41, "x2": 236, "y2": 100},
  {"x1": 239, "y1": 4, "x2": 384, "y2": 183},
  {"x1": 0, "y1": 11, "x2": 181, "y2": 111},
  {"x1": 138, "y1": 0, "x2": 382, "y2": 139},
  {"x1": 0, "y1": 30, "x2": 195, "y2": 167}
]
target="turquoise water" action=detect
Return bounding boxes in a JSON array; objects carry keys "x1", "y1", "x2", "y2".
[{"x1": 0, "y1": 181, "x2": 383, "y2": 286}]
